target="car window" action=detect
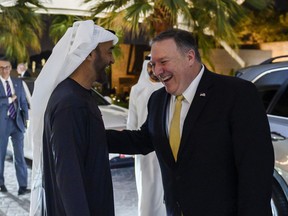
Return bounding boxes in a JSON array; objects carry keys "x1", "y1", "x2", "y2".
[
  {"x1": 254, "y1": 69, "x2": 288, "y2": 87},
  {"x1": 91, "y1": 89, "x2": 110, "y2": 106},
  {"x1": 269, "y1": 83, "x2": 288, "y2": 117},
  {"x1": 254, "y1": 69, "x2": 288, "y2": 110},
  {"x1": 256, "y1": 86, "x2": 279, "y2": 110}
]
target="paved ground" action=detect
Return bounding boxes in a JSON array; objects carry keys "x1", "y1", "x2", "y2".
[{"x1": 0, "y1": 156, "x2": 138, "y2": 216}]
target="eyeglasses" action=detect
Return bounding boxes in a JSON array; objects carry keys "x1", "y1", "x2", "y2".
[{"x1": 0, "y1": 65, "x2": 11, "y2": 71}]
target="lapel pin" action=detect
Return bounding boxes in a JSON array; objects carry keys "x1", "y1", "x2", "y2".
[{"x1": 200, "y1": 93, "x2": 206, "y2": 97}]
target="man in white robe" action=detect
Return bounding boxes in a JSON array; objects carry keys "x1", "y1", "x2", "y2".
[{"x1": 127, "y1": 55, "x2": 166, "y2": 216}]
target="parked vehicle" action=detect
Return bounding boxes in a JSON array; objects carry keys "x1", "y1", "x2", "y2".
[
  {"x1": 236, "y1": 55, "x2": 288, "y2": 216},
  {"x1": 7, "y1": 80, "x2": 133, "y2": 168}
]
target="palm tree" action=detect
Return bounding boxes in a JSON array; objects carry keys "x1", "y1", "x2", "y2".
[
  {"x1": 85, "y1": 0, "x2": 271, "y2": 67},
  {"x1": 235, "y1": 4, "x2": 288, "y2": 44},
  {"x1": 0, "y1": 0, "x2": 44, "y2": 63},
  {"x1": 49, "y1": 15, "x2": 85, "y2": 45}
]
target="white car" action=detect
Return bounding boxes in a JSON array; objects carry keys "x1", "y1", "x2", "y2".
[
  {"x1": 8, "y1": 80, "x2": 133, "y2": 167},
  {"x1": 236, "y1": 56, "x2": 288, "y2": 215}
]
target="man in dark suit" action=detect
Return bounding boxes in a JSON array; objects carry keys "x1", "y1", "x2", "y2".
[
  {"x1": 107, "y1": 29, "x2": 274, "y2": 216},
  {"x1": 0, "y1": 56, "x2": 30, "y2": 195},
  {"x1": 17, "y1": 63, "x2": 31, "y2": 78}
]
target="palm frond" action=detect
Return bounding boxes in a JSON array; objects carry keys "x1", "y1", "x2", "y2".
[
  {"x1": 0, "y1": 1, "x2": 43, "y2": 62},
  {"x1": 244, "y1": 0, "x2": 272, "y2": 10},
  {"x1": 49, "y1": 15, "x2": 84, "y2": 44}
]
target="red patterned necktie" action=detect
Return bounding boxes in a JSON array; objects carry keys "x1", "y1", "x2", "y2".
[{"x1": 6, "y1": 81, "x2": 16, "y2": 119}]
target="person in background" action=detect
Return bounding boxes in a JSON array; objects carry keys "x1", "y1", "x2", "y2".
[
  {"x1": 127, "y1": 55, "x2": 166, "y2": 216},
  {"x1": 107, "y1": 29, "x2": 274, "y2": 216},
  {"x1": 16, "y1": 63, "x2": 32, "y2": 109},
  {"x1": 17, "y1": 63, "x2": 31, "y2": 78},
  {"x1": 29, "y1": 20, "x2": 118, "y2": 216},
  {"x1": 0, "y1": 56, "x2": 30, "y2": 195}
]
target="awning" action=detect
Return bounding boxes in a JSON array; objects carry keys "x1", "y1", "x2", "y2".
[{"x1": 0, "y1": 0, "x2": 100, "y2": 16}]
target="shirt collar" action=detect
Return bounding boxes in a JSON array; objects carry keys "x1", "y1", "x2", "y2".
[
  {"x1": 172, "y1": 64, "x2": 205, "y2": 104},
  {"x1": 0, "y1": 76, "x2": 11, "y2": 84}
]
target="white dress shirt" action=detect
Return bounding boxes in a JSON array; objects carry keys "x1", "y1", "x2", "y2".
[
  {"x1": 0, "y1": 76, "x2": 15, "y2": 101},
  {"x1": 0, "y1": 76, "x2": 15, "y2": 116},
  {"x1": 167, "y1": 65, "x2": 205, "y2": 137}
]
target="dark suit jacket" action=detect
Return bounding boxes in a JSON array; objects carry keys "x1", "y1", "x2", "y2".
[
  {"x1": 0, "y1": 77, "x2": 29, "y2": 133},
  {"x1": 23, "y1": 70, "x2": 31, "y2": 78},
  {"x1": 107, "y1": 69, "x2": 274, "y2": 216}
]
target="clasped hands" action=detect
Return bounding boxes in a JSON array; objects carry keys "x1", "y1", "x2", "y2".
[{"x1": 11, "y1": 94, "x2": 17, "y2": 102}]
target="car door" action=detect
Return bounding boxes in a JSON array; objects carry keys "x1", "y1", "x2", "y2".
[{"x1": 265, "y1": 80, "x2": 288, "y2": 215}]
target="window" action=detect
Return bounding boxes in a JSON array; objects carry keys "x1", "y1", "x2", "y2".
[
  {"x1": 254, "y1": 69, "x2": 288, "y2": 110},
  {"x1": 270, "y1": 85, "x2": 288, "y2": 117}
]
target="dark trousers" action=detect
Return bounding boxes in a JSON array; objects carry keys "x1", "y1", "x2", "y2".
[{"x1": 0, "y1": 117, "x2": 28, "y2": 187}]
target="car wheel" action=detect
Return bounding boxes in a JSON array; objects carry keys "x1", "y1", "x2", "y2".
[{"x1": 271, "y1": 179, "x2": 288, "y2": 216}]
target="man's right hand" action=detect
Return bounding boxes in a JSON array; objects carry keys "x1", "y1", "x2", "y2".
[{"x1": 11, "y1": 95, "x2": 17, "y2": 102}]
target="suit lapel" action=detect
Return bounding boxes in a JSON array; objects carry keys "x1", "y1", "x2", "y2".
[
  {"x1": 151, "y1": 89, "x2": 177, "y2": 166},
  {"x1": 177, "y1": 69, "x2": 214, "y2": 162},
  {"x1": 160, "y1": 92, "x2": 178, "y2": 166},
  {"x1": 0, "y1": 81, "x2": 5, "y2": 96},
  {"x1": 10, "y1": 78, "x2": 20, "y2": 112},
  {"x1": 11, "y1": 78, "x2": 19, "y2": 95}
]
